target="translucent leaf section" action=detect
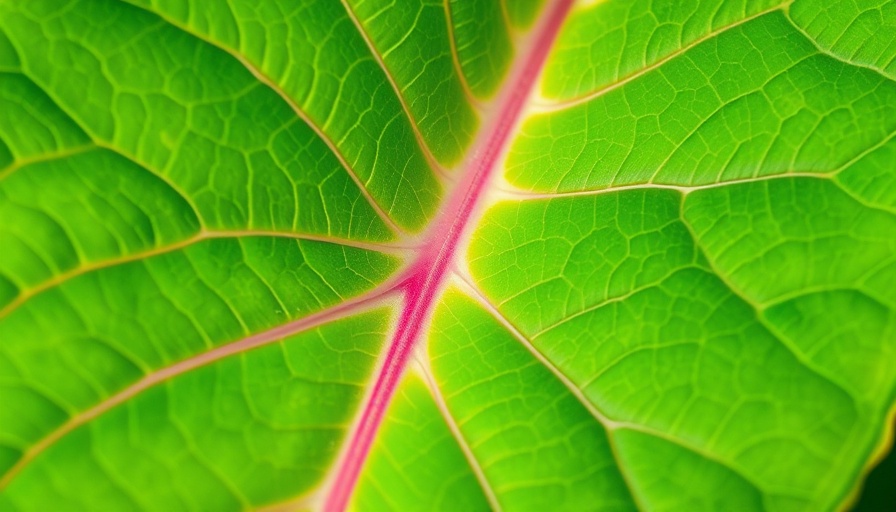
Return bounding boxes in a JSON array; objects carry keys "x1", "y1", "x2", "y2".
[
  {"x1": 0, "y1": 74, "x2": 90, "y2": 172},
  {"x1": 504, "y1": 0, "x2": 546, "y2": 30},
  {"x1": 0, "y1": 238, "x2": 399, "y2": 480},
  {"x1": 2, "y1": 0, "x2": 424, "y2": 234},
  {"x1": 345, "y1": 0, "x2": 478, "y2": 164},
  {"x1": 540, "y1": 0, "x2": 784, "y2": 100},
  {"x1": 612, "y1": 430, "x2": 763, "y2": 511},
  {"x1": 424, "y1": 290, "x2": 637, "y2": 511},
  {"x1": 350, "y1": 374, "x2": 491, "y2": 512},
  {"x1": 0, "y1": 149, "x2": 200, "y2": 310},
  {"x1": 448, "y1": 0, "x2": 513, "y2": 99},
  {"x1": 790, "y1": 0, "x2": 896, "y2": 79},
  {"x1": 2, "y1": 0, "x2": 895, "y2": 510},
  {"x1": 510, "y1": 13, "x2": 896, "y2": 192},
  {"x1": 0, "y1": 311, "x2": 391, "y2": 511},
  {"x1": 467, "y1": 4, "x2": 896, "y2": 504},
  {"x1": 682, "y1": 179, "x2": 896, "y2": 306},
  {"x1": 464, "y1": 187, "x2": 896, "y2": 509},
  {"x1": 837, "y1": 136, "x2": 896, "y2": 211},
  {"x1": 468, "y1": 191, "x2": 700, "y2": 334}
]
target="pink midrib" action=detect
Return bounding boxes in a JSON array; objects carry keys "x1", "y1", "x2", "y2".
[
  {"x1": 322, "y1": 2, "x2": 574, "y2": 510},
  {"x1": 0, "y1": 0, "x2": 573, "y2": 504}
]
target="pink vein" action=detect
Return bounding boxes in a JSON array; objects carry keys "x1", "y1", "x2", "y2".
[
  {"x1": 321, "y1": 2, "x2": 574, "y2": 510},
  {"x1": 0, "y1": 230, "x2": 413, "y2": 320},
  {"x1": 0, "y1": 280, "x2": 402, "y2": 490},
  {"x1": 1, "y1": 0, "x2": 572, "y2": 502}
]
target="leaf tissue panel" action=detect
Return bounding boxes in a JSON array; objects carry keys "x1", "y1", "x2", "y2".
[{"x1": 0, "y1": 0, "x2": 894, "y2": 511}]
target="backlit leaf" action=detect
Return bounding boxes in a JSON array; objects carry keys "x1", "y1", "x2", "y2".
[{"x1": 1, "y1": 1, "x2": 894, "y2": 510}]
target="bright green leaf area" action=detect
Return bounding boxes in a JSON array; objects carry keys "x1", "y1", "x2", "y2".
[
  {"x1": 0, "y1": 309, "x2": 392, "y2": 510},
  {"x1": 515, "y1": 12, "x2": 896, "y2": 193},
  {"x1": 790, "y1": 0, "x2": 896, "y2": 79},
  {"x1": 0, "y1": 238, "x2": 398, "y2": 471},
  {"x1": 541, "y1": 0, "x2": 896, "y2": 101},
  {"x1": 1, "y1": 0, "x2": 895, "y2": 511},
  {"x1": 468, "y1": 186, "x2": 896, "y2": 509},
  {"x1": 351, "y1": 373, "x2": 492, "y2": 512}
]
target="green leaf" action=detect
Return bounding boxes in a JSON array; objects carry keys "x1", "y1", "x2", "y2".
[{"x1": 1, "y1": 1, "x2": 894, "y2": 511}]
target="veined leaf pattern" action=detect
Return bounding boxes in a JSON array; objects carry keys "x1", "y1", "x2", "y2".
[{"x1": 0, "y1": 0, "x2": 893, "y2": 510}]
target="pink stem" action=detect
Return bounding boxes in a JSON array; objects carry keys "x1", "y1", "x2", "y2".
[{"x1": 323, "y1": 2, "x2": 574, "y2": 509}]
